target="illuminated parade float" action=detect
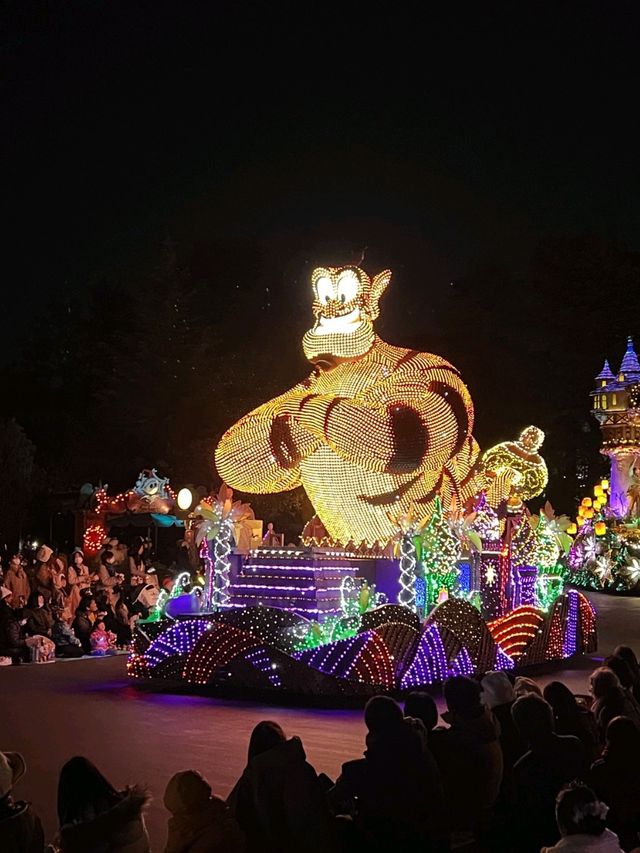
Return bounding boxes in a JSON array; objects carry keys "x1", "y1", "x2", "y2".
[
  {"x1": 567, "y1": 337, "x2": 640, "y2": 593},
  {"x1": 128, "y1": 265, "x2": 597, "y2": 696}
]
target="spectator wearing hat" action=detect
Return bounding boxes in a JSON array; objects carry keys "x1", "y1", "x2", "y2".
[
  {"x1": 0, "y1": 750, "x2": 45, "y2": 852},
  {"x1": 67, "y1": 549, "x2": 92, "y2": 616},
  {"x1": 164, "y1": 769, "x2": 244, "y2": 853},
  {"x1": 34, "y1": 546, "x2": 56, "y2": 605},
  {"x1": 3, "y1": 555, "x2": 30, "y2": 610}
]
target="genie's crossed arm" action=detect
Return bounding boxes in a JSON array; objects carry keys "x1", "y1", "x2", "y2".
[
  {"x1": 296, "y1": 362, "x2": 474, "y2": 475},
  {"x1": 215, "y1": 381, "x2": 321, "y2": 493}
]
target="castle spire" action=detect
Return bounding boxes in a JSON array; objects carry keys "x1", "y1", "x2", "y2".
[
  {"x1": 595, "y1": 359, "x2": 615, "y2": 383},
  {"x1": 619, "y1": 336, "x2": 640, "y2": 378}
]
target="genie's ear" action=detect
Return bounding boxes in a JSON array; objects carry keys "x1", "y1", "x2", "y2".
[{"x1": 368, "y1": 270, "x2": 392, "y2": 320}]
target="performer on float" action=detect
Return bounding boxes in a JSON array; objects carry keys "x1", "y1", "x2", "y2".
[
  {"x1": 215, "y1": 265, "x2": 485, "y2": 544},
  {"x1": 628, "y1": 457, "x2": 640, "y2": 519}
]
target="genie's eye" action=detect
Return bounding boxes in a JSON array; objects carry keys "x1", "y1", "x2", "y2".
[
  {"x1": 315, "y1": 276, "x2": 334, "y2": 304},
  {"x1": 336, "y1": 271, "x2": 358, "y2": 303}
]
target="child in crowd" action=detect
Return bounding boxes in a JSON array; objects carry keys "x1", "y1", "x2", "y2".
[
  {"x1": 542, "y1": 782, "x2": 624, "y2": 852},
  {"x1": 90, "y1": 620, "x2": 117, "y2": 655}
]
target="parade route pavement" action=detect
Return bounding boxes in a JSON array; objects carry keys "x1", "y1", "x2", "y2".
[{"x1": 1, "y1": 590, "x2": 636, "y2": 849}]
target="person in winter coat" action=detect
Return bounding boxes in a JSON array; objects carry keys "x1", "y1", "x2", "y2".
[
  {"x1": 590, "y1": 667, "x2": 640, "y2": 737},
  {"x1": 544, "y1": 680, "x2": 599, "y2": 762},
  {"x1": 542, "y1": 782, "x2": 624, "y2": 853},
  {"x1": 98, "y1": 550, "x2": 125, "y2": 591},
  {"x1": 57, "y1": 756, "x2": 150, "y2": 853},
  {"x1": 71, "y1": 597, "x2": 98, "y2": 654},
  {"x1": 3, "y1": 555, "x2": 31, "y2": 609},
  {"x1": 23, "y1": 593, "x2": 53, "y2": 638},
  {"x1": 0, "y1": 750, "x2": 45, "y2": 853},
  {"x1": 164, "y1": 769, "x2": 244, "y2": 853},
  {"x1": 52, "y1": 613, "x2": 83, "y2": 658},
  {"x1": 330, "y1": 695, "x2": 445, "y2": 850},
  {"x1": 511, "y1": 693, "x2": 588, "y2": 852},
  {"x1": 67, "y1": 549, "x2": 93, "y2": 616},
  {"x1": 228, "y1": 720, "x2": 337, "y2": 853},
  {"x1": 589, "y1": 715, "x2": 640, "y2": 851},
  {"x1": 613, "y1": 646, "x2": 640, "y2": 704},
  {"x1": 0, "y1": 587, "x2": 36, "y2": 663},
  {"x1": 430, "y1": 675, "x2": 503, "y2": 833},
  {"x1": 480, "y1": 670, "x2": 528, "y2": 805},
  {"x1": 34, "y1": 545, "x2": 56, "y2": 604}
]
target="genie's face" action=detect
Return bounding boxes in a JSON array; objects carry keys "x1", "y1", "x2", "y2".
[{"x1": 302, "y1": 265, "x2": 391, "y2": 366}]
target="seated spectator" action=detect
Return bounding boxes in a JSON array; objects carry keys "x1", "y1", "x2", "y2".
[
  {"x1": 590, "y1": 667, "x2": 640, "y2": 737},
  {"x1": 164, "y1": 769, "x2": 244, "y2": 853},
  {"x1": 590, "y1": 716, "x2": 640, "y2": 851},
  {"x1": 606, "y1": 655, "x2": 639, "y2": 696},
  {"x1": 514, "y1": 675, "x2": 543, "y2": 698},
  {"x1": 542, "y1": 781, "x2": 623, "y2": 853},
  {"x1": 430, "y1": 675, "x2": 502, "y2": 834},
  {"x1": 72, "y1": 597, "x2": 98, "y2": 655},
  {"x1": 90, "y1": 620, "x2": 117, "y2": 655},
  {"x1": 67, "y1": 549, "x2": 93, "y2": 617},
  {"x1": 0, "y1": 750, "x2": 45, "y2": 852},
  {"x1": 57, "y1": 756, "x2": 150, "y2": 853},
  {"x1": 403, "y1": 691, "x2": 438, "y2": 746},
  {"x1": 34, "y1": 545, "x2": 56, "y2": 605},
  {"x1": 544, "y1": 680, "x2": 599, "y2": 761},
  {"x1": 0, "y1": 587, "x2": 30, "y2": 663},
  {"x1": 103, "y1": 587, "x2": 133, "y2": 647},
  {"x1": 229, "y1": 720, "x2": 337, "y2": 853},
  {"x1": 511, "y1": 693, "x2": 588, "y2": 852},
  {"x1": 98, "y1": 550, "x2": 124, "y2": 591},
  {"x1": 329, "y1": 695, "x2": 444, "y2": 849},
  {"x1": 613, "y1": 646, "x2": 640, "y2": 703},
  {"x1": 481, "y1": 670, "x2": 527, "y2": 804},
  {"x1": 52, "y1": 611, "x2": 83, "y2": 659},
  {"x1": 3, "y1": 554, "x2": 30, "y2": 610},
  {"x1": 23, "y1": 592, "x2": 54, "y2": 638}
]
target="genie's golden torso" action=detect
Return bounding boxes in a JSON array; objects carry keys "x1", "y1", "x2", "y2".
[{"x1": 215, "y1": 336, "x2": 480, "y2": 544}]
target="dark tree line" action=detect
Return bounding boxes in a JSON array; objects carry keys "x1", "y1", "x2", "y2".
[{"x1": 1, "y1": 233, "x2": 639, "y2": 544}]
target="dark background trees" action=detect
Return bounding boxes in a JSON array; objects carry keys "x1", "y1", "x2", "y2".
[{"x1": 1, "y1": 230, "x2": 637, "y2": 546}]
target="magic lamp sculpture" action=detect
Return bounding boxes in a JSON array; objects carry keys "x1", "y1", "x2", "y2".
[{"x1": 215, "y1": 265, "x2": 489, "y2": 544}]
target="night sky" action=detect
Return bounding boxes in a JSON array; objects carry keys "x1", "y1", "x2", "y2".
[{"x1": 3, "y1": 2, "x2": 640, "y2": 514}]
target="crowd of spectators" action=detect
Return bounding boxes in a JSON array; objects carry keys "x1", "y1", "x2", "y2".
[
  {"x1": 4, "y1": 647, "x2": 640, "y2": 851},
  {"x1": 0, "y1": 537, "x2": 163, "y2": 665}
]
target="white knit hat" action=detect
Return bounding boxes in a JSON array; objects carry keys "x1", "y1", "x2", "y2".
[
  {"x1": 0, "y1": 751, "x2": 26, "y2": 798},
  {"x1": 36, "y1": 544, "x2": 53, "y2": 563}
]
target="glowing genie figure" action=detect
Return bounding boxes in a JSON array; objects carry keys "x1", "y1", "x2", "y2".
[{"x1": 215, "y1": 265, "x2": 483, "y2": 544}]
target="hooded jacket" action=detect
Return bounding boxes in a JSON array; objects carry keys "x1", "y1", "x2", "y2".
[
  {"x1": 0, "y1": 796, "x2": 45, "y2": 853},
  {"x1": 329, "y1": 716, "x2": 444, "y2": 844},
  {"x1": 227, "y1": 737, "x2": 335, "y2": 853},
  {"x1": 431, "y1": 705, "x2": 504, "y2": 829},
  {"x1": 164, "y1": 770, "x2": 244, "y2": 853},
  {"x1": 58, "y1": 786, "x2": 150, "y2": 853}
]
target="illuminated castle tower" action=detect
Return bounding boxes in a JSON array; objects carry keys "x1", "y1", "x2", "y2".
[{"x1": 591, "y1": 336, "x2": 640, "y2": 515}]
